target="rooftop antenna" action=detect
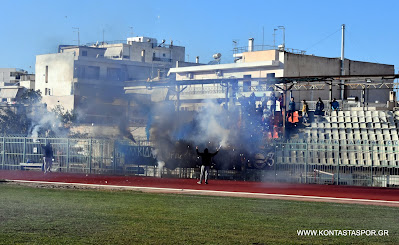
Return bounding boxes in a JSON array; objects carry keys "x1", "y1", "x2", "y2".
[
  {"x1": 273, "y1": 28, "x2": 277, "y2": 49},
  {"x1": 72, "y1": 27, "x2": 80, "y2": 46},
  {"x1": 278, "y1": 26, "x2": 285, "y2": 49},
  {"x1": 232, "y1": 39, "x2": 238, "y2": 55},
  {"x1": 129, "y1": 26, "x2": 133, "y2": 37}
]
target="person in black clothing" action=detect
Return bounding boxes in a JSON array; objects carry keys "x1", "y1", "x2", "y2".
[
  {"x1": 41, "y1": 142, "x2": 53, "y2": 173},
  {"x1": 315, "y1": 97, "x2": 324, "y2": 115},
  {"x1": 287, "y1": 97, "x2": 296, "y2": 122},
  {"x1": 196, "y1": 146, "x2": 219, "y2": 184}
]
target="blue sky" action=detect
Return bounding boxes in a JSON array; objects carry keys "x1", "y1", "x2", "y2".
[{"x1": 0, "y1": 0, "x2": 398, "y2": 74}]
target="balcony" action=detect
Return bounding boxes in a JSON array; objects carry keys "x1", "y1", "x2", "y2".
[{"x1": 152, "y1": 57, "x2": 172, "y2": 62}]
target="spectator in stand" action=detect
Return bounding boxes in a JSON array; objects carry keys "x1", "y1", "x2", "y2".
[
  {"x1": 249, "y1": 92, "x2": 256, "y2": 110},
  {"x1": 315, "y1": 97, "x2": 324, "y2": 115},
  {"x1": 302, "y1": 100, "x2": 309, "y2": 123},
  {"x1": 261, "y1": 93, "x2": 268, "y2": 109},
  {"x1": 269, "y1": 93, "x2": 277, "y2": 116},
  {"x1": 288, "y1": 97, "x2": 295, "y2": 122},
  {"x1": 277, "y1": 93, "x2": 284, "y2": 116},
  {"x1": 256, "y1": 104, "x2": 264, "y2": 118},
  {"x1": 331, "y1": 98, "x2": 339, "y2": 111}
]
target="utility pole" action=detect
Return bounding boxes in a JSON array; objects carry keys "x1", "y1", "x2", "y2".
[{"x1": 73, "y1": 27, "x2": 80, "y2": 46}]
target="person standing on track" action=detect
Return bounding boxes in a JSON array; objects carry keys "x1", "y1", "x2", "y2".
[
  {"x1": 196, "y1": 146, "x2": 219, "y2": 184},
  {"x1": 41, "y1": 142, "x2": 53, "y2": 173}
]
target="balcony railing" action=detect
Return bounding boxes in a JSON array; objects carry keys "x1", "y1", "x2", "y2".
[{"x1": 152, "y1": 57, "x2": 172, "y2": 62}]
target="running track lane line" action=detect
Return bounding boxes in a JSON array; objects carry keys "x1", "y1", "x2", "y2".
[{"x1": 6, "y1": 179, "x2": 399, "y2": 206}]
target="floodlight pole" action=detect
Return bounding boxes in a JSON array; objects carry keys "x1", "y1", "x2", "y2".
[{"x1": 340, "y1": 24, "x2": 345, "y2": 104}]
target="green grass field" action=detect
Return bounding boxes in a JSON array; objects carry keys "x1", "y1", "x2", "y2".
[{"x1": 0, "y1": 183, "x2": 397, "y2": 244}]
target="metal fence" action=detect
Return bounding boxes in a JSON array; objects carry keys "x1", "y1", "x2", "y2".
[{"x1": 1, "y1": 136, "x2": 399, "y2": 188}]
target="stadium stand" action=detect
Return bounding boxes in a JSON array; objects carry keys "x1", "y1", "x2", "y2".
[{"x1": 301, "y1": 109, "x2": 399, "y2": 167}]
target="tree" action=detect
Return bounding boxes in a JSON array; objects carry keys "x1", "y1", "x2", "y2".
[
  {"x1": 52, "y1": 105, "x2": 77, "y2": 125},
  {"x1": 0, "y1": 89, "x2": 42, "y2": 135},
  {"x1": 0, "y1": 108, "x2": 31, "y2": 135},
  {"x1": 20, "y1": 89, "x2": 42, "y2": 104}
]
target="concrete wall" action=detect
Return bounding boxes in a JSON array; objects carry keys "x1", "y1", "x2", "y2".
[
  {"x1": 41, "y1": 95, "x2": 75, "y2": 111},
  {"x1": 61, "y1": 47, "x2": 106, "y2": 58},
  {"x1": 284, "y1": 52, "x2": 394, "y2": 104},
  {"x1": 35, "y1": 52, "x2": 75, "y2": 97},
  {"x1": 346, "y1": 60, "x2": 394, "y2": 76},
  {"x1": 19, "y1": 80, "x2": 35, "y2": 90},
  {"x1": 241, "y1": 50, "x2": 278, "y2": 63},
  {"x1": 284, "y1": 53, "x2": 341, "y2": 77}
]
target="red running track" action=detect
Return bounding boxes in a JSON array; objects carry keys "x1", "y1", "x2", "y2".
[{"x1": 1, "y1": 170, "x2": 399, "y2": 207}]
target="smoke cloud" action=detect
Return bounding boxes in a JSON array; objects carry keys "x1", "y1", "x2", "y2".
[
  {"x1": 28, "y1": 103, "x2": 67, "y2": 139},
  {"x1": 190, "y1": 99, "x2": 231, "y2": 147}
]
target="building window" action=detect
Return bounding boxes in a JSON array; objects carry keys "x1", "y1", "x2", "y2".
[
  {"x1": 163, "y1": 53, "x2": 166, "y2": 57},
  {"x1": 82, "y1": 51, "x2": 88, "y2": 56},
  {"x1": 45, "y1": 66, "x2": 48, "y2": 83},
  {"x1": 107, "y1": 68, "x2": 123, "y2": 81},
  {"x1": 75, "y1": 66, "x2": 85, "y2": 78},
  {"x1": 141, "y1": 50, "x2": 145, "y2": 62},
  {"x1": 86, "y1": 66, "x2": 100, "y2": 80}
]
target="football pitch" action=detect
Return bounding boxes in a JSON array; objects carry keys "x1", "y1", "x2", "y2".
[{"x1": 0, "y1": 184, "x2": 397, "y2": 244}]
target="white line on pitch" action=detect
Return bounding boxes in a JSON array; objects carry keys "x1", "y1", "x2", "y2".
[{"x1": 7, "y1": 179, "x2": 399, "y2": 205}]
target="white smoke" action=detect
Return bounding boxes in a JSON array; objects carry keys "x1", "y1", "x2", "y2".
[
  {"x1": 192, "y1": 100, "x2": 231, "y2": 148},
  {"x1": 28, "y1": 104, "x2": 65, "y2": 140},
  {"x1": 157, "y1": 160, "x2": 165, "y2": 177}
]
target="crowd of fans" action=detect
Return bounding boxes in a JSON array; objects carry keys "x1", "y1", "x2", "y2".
[{"x1": 238, "y1": 92, "x2": 341, "y2": 140}]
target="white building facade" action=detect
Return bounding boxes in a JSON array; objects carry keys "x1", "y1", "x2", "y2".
[{"x1": 35, "y1": 37, "x2": 185, "y2": 123}]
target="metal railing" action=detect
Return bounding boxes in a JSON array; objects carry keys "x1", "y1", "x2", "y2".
[{"x1": 1, "y1": 136, "x2": 399, "y2": 187}]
